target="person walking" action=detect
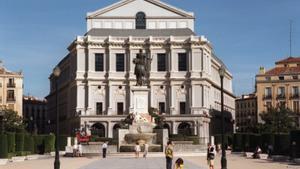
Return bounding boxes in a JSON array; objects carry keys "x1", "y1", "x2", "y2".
[
  {"x1": 165, "y1": 141, "x2": 174, "y2": 169},
  {"x1": 135, "y1": 142, "x2": 141, "y2": 158},
  {"x1": 102, "y1": 141, "x2": 108, "y2": 158},
  {"x1": 143, "y1": 143, "x2": 149, "y2": 158},
  {"x1": 207, "y1": 144, "x2": 215, "y2": 169}
]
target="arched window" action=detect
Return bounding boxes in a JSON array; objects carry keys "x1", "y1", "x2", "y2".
[{"x1": 136, "y1": 12, "x2": 146, "y2": 29}]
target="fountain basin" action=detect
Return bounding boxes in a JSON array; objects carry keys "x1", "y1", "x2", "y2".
[{"x1": 124, "y1": 133, "x2": 156, "y2": 145}]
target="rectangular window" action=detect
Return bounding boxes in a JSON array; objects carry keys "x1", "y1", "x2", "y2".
[
  {"x1": 279, "y1": 76, "x2": 284, "y2": 80},
  {"x1": 7, "y1": 90, "x2": 15, "y2": 101},
  {"x1": 180, "y1": 102, "x2": 186, "y2": 115},
  {"x1": 95, "y1": 53, "x2": 104, "y2": 71},
  {"x1": 117, "y1": 102, "x2": 124, "y2": 115},
  {"x1": 157, "y1": 53, "x2": 166, "y2": 71},
  {"x1": 293, "y1": 101, "x2": 299, "y2": 113},
  {"x1": 116, "y1": 54, "x2": 125, "y2": 72},
  {"x1": 159, "y1": 102, "x2": 165, "y2": 114},
  {"x1": 293, "y1": 75, "x2": 298, "y2": 80},
  {"x1": 278, "y1": 87, "x2": 285, "y2": 97},
  {"x1": 265, "y1": 76, "x2": 271, "y2": 81},
  {"x1": 292, "y1": 86, "x2": 299, "y2": 97},
  {"x1": 96, "y1": 102, "x2": 103, "y2": 115},
  {"x1": 178, "y1": 53, "x2": 187, "y2": 71},
  {"x1": 264, "y1": 87, "x2": 272, "y2": 98}
]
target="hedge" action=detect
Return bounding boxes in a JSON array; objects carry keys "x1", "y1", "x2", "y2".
[
  {"x1": 169, "y1": 134, "x2": 201, "y2": 145},
  {"x1": 24, "y1": 134, "x2": 34, "y2": 153},
  {"x1": 44, "y1": 134, "x2": 55, "y2": 153},
  {"x1": 33, "y1": 135, "x2": 45, "y2": 154},
  {"x1": 0, "y1": 134, "x2": 8, "y2": 158},
  {"x1": 6, "y1": 132, "x2": 15, "y2": 153},
  {"x1": 273, "y1": 133, "x2": 290, "y2": 155},
  {"x1": 59, "y1": 135, "x2": 68, "y2": 151},
  {"x1": 15, "y1": 133, "x2": 24, "y2": 152},
  {"x1": 290, "y1": 130, "x2": 300, "y2": 158},
  {"x1": 232, "y1": 133, "x2": 291, "y2": 155}
]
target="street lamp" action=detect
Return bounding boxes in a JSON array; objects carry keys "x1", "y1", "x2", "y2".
[
  {"x1": 219, "y1": 65, "x2": 227, "y2": 169},
  {"x1": 247, "y1": 115, "x2": 251, "y2": 133},
  {"x1": 53, "y1": 66, "x2": 61, "y2": 169},
  {"x1": 0, "y1": 111, "x2": 5, "y2": 134}
]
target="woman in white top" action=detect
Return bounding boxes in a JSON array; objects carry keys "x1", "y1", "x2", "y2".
[{"x1": 135, "y1": 143, "x2": 141, "y2": 158}]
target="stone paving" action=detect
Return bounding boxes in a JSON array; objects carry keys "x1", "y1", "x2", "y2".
[
  {"x1": 1, "y1": 153, "x2": 299, "y2": 169},
  {"x1": 79, "y1": 157, "x2": 203, "y2": 169}
]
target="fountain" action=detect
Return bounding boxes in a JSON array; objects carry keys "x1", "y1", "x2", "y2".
[{"x1": 118, "y1": 86, "x2": 167, "y2": 152}]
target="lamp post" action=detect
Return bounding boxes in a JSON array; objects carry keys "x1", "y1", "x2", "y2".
[
  {"x1": 53, "y1": 66, "x2": 61, "y2": 169},
  {"x1": 219, "y1": 65, "x2": 227, "y2": 169}
]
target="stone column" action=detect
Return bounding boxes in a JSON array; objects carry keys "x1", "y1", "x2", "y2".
[
  {"x1": 172, "y1": 121, "x2": 177, "y2": 135},
  {"x1": 107, "y1": 122, "x2": 113, "y2": 138},
  {"x1": 170, "y1": 85, "x2": 176, "y2": 115},
  {"x1": 107, "y1": 84, "x2": 113, "y2": 115}
]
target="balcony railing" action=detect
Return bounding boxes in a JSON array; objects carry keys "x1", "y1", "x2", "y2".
[
  {"x1": 7, "y1": 97, "x2": 16, "y2": 102},
  {"x1": 263, "y1": 95, "x2": 272, "y2": 100},
  {"x1": 276, "y1": 94, "x2": 286, "y2": 100},
  {"x1": 290, "y1": 94, "x2": 300, "y2": 99},
  {"x1": 7, "y1": 83, "x2": 16, "y2": 88}
]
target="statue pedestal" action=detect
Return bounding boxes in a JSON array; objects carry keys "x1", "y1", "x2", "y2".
[{"x1": 131, "y1": 86, "x2": 150, "y2": 115}]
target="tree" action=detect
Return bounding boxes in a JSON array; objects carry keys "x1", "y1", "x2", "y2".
[
  {"x1": 259, "y1": 106, "x2": 297, "y2": 133},
  {"x1": 1, "y1": 109, "x2": 24, "y2": 132}
]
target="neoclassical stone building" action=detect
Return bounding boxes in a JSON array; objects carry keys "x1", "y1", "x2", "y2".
[
  {"x1": 0, "y1": 62, "x2": 23, "y2": 116},
  {"x1": 46, "y1": 0, "x2": 235, "y2": 142}
]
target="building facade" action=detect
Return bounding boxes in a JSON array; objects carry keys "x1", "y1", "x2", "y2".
[
  {"x1": 256, "y1": 57, "x2": 300, "y2": 126},
  {"x1": 46, "y1": 0, "x2": 235, "y2": 141},
  {"x1": 0, "y1": 63, "x2": 23, "y2": 116},
  {"x1": 23, "y1": 96, "x2": 48, "y2": 134},
  {"x1": 235, "y1": 94, "x2": 257, "y2": 132}
]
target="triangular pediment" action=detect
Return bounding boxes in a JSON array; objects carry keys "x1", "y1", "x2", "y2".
[{"x1": 87, "y1": 0, "x2": 194, "y2": 19}]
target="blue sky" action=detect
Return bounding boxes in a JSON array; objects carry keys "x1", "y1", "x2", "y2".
[{"x1": 0, "y1": 0, "x2": 299, "y2": 98}]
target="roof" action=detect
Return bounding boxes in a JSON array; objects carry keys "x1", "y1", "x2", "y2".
[
  {"x1": 0, "y1": 67, "x2": 22, "y2": 76},
  {"x1": 85, "y1": 28, "x2": 196, "y2": 37},
  {"x1": 265, "y1": 66, "x2": 300, "y2": 76},
  {"x1": 87, "y1": 0, "x2": 194, "y2": 19},
  {"x1": 276, "y1": 57, "x2": 300, "y2": 64}
]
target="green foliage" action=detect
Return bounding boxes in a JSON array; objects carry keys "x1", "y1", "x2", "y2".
[
  {"x1": 214, "y1": 134, "x2": 233, "y2": 147},
  {"x1": 290, "y1": 130, "x2": 300, "y2": 158},
  {"x1": 0, "y1": 134, "x2": 8, "y2": 158},
  {"x1": 169, "y1": 134, "x2": 200, "y2": 144},
  {"x1": 6, "y1": 132, "x2": 15, "y2": 153},
  {"x1": 149, "y1": 107, "x2": 165, "y2": 129},
  {"x1": 44, "y1": 134, "x2": 55, "y2": 153},
  {"x1": 90, "y1": 136, "x2": 118, "y2": 145},
  {"x1": 24, "y1": 134, "x2": 34, "y2": 153},
  {"x1": 15, "y1": 133, "x2": 24, "y2": 152},
  {"x1": 33, "y1": 135, "x2": 45, "y2": 154},
  {"x1": 58, "y1": 135, "x2": 68, "y2": 151},
  {"x1": 15, "y1": 151, "x2": 31, "y2": 156},
  {"x1": 260, "y1": 107, "x2": 297, "y2": 133},
  {"x1": 273, "y1": 133, "x2": 290, "y2": 155},
  {"x1": 232, "y1": 133, "x2": 243, "y2": 152},
  {"x1": 1, "y1": 109, "x2": 24, "y2": 132}
]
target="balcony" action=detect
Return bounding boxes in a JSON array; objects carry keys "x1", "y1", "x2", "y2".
[
  {"x1": 276, "y1": 94, "x2": 286, "y2": 100},
  {"x1": 290, "y1": 94, "x2": 300, "y2": 100},
  {"x1": 7, "y1": 97, "x2": 16, "y2": 102},
  {"x1": 263, "y1": 94, "x2": 272, "y2": 100},
  {"x1": 7, "y1": 83, "x2": 16, "y2": 88}
]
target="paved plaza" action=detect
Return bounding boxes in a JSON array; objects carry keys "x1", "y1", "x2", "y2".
[{"x1": 1, "y1": 154, "x2": 300, "y2": 169}]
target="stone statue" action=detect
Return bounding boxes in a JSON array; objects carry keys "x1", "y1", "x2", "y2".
[{"x1": 133, "y1": 49, "x2": 152, "y2": 86}]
